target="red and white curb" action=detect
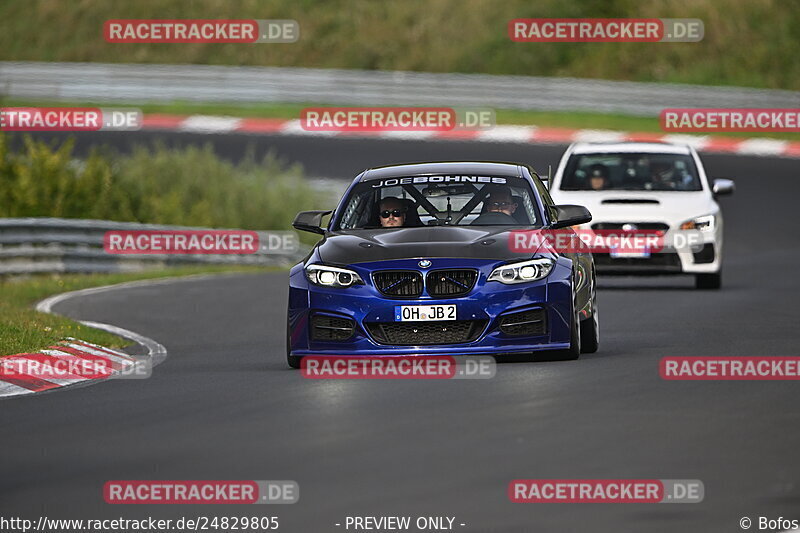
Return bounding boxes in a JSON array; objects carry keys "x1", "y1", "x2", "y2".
[
  {"x1": 0, "y1": 338, "x2": 139, "y2": 398},
  {"x1": 0, "y1": 280, "x2": 171, "y2": 399},
  {"x1": 141, "y1": 114, "x2": 800, "y2": 158}
]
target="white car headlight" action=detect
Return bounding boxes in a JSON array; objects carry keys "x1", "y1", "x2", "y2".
[
  {"x1": 488, "y1": 258, "x2": 554, "y2": 285},
  {"x1": 680, "y1": 214, "x2": 716, "y2": 232},
  {"x1": 306, "y1": 264, "x2": 364, "y2": 288}
]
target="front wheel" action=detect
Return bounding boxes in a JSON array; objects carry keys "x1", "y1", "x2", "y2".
[
  {"x1": 287, "y1": 354, "x2": 303, "y2": 369},
  {"x1": 286, "y1": 322, "x2": 303, "y2": 369},
  {"x1": 580, "y1": 271, "x2": 599, "y2": 354},
  {"x1": 540, "y1": 275, "x2": 581, "y2": 361},
  {"x1": 695, "y1": 272, "x2": 721, "y2": 290}
]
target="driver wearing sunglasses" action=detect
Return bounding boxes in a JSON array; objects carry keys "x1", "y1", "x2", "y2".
[{"x1": 378, "y1": 197, "x2": 408, "y2": 227}]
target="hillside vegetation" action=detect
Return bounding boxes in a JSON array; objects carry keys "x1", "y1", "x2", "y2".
[{"x1": 0, "y1": 0, "x2": 796, "y2": 90}]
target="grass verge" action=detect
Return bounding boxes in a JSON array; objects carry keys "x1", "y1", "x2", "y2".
[
  {"x1": 0, "y1": 0, "x2": 796, "y2": 90},
  {"x1": 0, "y1": 265, "x2": 270, "y2": 356}
]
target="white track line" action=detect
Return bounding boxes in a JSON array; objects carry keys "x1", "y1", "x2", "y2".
[
  {"x1": 736, "y1": 138, "x2": 789, "y2": 156},
  {"x1": 34, "y1": 277, "x2": 196, "y2": 368},
  {"x1": 572, "y1": 129, "x2": 628, "y2": 143},
  {"x1": 476, "y1": 125, "x2": 535, "y2": 143},
  {"x1": 0, "y1": 277, "x2": 187, "y2": 399},
  {"x1": 179, "y1": 115, "x2": 242, "y2": 133},
  {"x1": 78, "y1": 322, "x2": 166, "y2": 366},
  {"x1": 661, "y1": 134, "x2": 710, "y2": 149}
]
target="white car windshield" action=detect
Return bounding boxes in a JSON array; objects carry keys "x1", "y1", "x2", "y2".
[{"x1": 561, "y1": 152, "x2": 703, "y2": 191}]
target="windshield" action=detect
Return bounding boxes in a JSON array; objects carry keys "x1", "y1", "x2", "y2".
[
  {"x1": 333, "y1": 176, "x2": 541, "y2": 230},
  {"x1": 561, "y1": 152, "x2": 703, "y2": 191}
]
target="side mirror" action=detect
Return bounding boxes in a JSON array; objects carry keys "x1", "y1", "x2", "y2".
[
  {"x1": 292, "y1": 210, "x2": 332, "y2": 235},
  {"x1": 551, "y1": 205, "x2": 592, "y2": 229},
  {"x1": 712, "y1": 178, "x2": 735, "y2": 196}
]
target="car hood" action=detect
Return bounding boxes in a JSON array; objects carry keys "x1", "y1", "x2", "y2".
[
  {"x1": 551, "y1": 190, "x2": 716, "y2": 223},
  {"x1": 316, "y1": 226, "x2": 543, "y2": 264}
]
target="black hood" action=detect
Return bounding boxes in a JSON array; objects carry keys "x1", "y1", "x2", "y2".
[{"x1": 316, "y1": 226, "x2": 543, "y2": 264}]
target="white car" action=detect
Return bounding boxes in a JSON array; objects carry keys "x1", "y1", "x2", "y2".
[{"x1": 549, "y1": 142, "x2": 734, "y2": 289}]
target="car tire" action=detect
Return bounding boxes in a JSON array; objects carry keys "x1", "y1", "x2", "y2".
[
  {"x1": 286, "y1": 322, "x2": 303, "y2": 369},
  {"x1": 540, "y1": 274, "x2": 581, "y2": 361},
  {"x1": 287, "y1": 354, "x2": 303, "y2": 369},
  {"x1": 695, "y1": 272, "x2": 721, "y2": 290},
  {"x1": 580, "y1": 271, "x2": 599, "y2": 354}
]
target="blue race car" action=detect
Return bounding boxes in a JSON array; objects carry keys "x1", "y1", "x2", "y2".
[{"x1": 286, "y1": 162, "x2": 598, "y2": 368}]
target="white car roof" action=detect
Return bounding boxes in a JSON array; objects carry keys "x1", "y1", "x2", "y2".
[{"x1": 570, "y1": 142, "x2": 692, "y2": 155}]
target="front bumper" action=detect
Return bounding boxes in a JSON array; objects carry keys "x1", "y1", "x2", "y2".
[
  {"x1": 592, "y1": 227, "x2": 722, "y2": 275},
  {"x1": 288, "y1": 257, "x2": 574, "y2": 357}
]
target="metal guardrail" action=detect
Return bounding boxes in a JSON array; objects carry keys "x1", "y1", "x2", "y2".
[
  {"x1": 0, "y1": 218, "x2": 307, "y2": 274},
  {"x1": 1, "y1": 61, "x2": 798, "y2": 117}
]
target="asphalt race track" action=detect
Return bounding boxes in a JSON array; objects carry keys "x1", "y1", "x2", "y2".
[{"x1": 2, "y1": 132, "x2": 800, "y2": 532}]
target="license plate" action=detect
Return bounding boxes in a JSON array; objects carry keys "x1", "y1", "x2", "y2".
[
  {"x1": 395, "y1": 304, "x2": 456, "y2": 322},
  {"x1": 610, "y1": 246, "x2": 651, "y2": 259}
]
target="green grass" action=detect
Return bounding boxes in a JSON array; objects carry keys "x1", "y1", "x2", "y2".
[
  {"x1": 0, "y1": 265, "x2": 269, "y2": 355},
  {"x1": 5, "y1": 98, "x2": 800, "y2": 142},
  {"x1": 0, "y1": 0, "x2": 797, "y2": 90}
]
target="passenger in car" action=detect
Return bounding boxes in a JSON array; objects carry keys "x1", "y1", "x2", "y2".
[{"x1": 470, "y1": 186, "x2": 520, "y2": 225}]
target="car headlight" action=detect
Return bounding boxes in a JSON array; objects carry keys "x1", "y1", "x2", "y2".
[
  {"x1": 680, "y1": 214, "x2": 716, "y2": 232},
  {"x1": 488, "y1": 258, "x2": 554, "y2": 285},
  {"x1": 306, "y1": 264, "x2": 364, "y2": 288}
]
